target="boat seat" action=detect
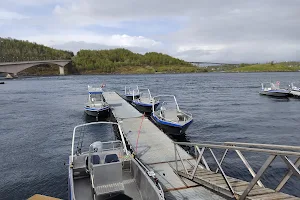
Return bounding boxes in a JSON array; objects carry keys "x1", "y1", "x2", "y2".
[
  {"x1": 105, "y1": 154, "x2": 119, "y2": 163},
  {"x1": 91, "y1": 155, "x2": 101, "y2": 165}
]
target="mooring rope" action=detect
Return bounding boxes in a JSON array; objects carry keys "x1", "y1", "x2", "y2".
[{"x1": 135, "y1": 113, "x2": 145, "y2": 153}]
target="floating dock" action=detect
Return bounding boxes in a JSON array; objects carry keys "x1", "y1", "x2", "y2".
[{"x1": 103, "y1": 91, "x2": 300, "y2": 200}]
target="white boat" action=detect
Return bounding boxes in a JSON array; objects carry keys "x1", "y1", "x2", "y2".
[
  {"x1": 68, "y1": 122, "x2": 164, "y2": 200},
  {"x1": 151, "y1": 95, "x2": 193, "y2": 135},
  {"x1": 131, "y1": 88, "x2": 159, "y2": 114},
  {"x1": 290, "y1": 82, "x2": 300, "y2": 97},
  {"x1": 84, "y1": 85, "x2": 109, "y2": 118},
  {"x1": 259, "y1": 82, "x2": 290, "y2": 97},
  {"x1": 124, "y1": 86, "x2": 140, "y2": 102}
]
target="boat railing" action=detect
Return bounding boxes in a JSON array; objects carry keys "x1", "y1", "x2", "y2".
[
  {"x1": 99, "y1": 140, "x2": 123, "y2": 152},
  {"x1": 88, "y1": 85, "x2": 103, "y2": 93},
  {"x1": 71, "y1": 122, "x2": 129, "y2": 163},
  {"x1": 152, "y1": 95, "x2": 180, "y2": 113},
  {"x1": 135, "y1": 87, "x2": 152, "y2": 100},
  {"x1": 180, "y1": 110, "x2": 193, "y2": 119},
  {"x1": 125, "y1": 85, "x2": 139, "y2": 95},
  {"x1": 173, "y1": 141, "x2": 300, "y2": 200}
]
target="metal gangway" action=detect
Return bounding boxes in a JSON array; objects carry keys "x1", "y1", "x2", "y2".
[{"x1": 173, "y1": 141, "x2": 300, "y2": 200}]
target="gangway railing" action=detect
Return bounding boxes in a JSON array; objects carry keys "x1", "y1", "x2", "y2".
[{"x1": 173, "y1": 141, "x2": 300, "y2": 200}]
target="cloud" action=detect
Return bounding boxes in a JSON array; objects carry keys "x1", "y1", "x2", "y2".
[
  {"x1": 20, "y1": 32, "x2": 162, "y2": 50},
  {"x1": 1, "y1": 0, "x2": 300, "y2": 62},
  {"x1": 0, "y1": 10, "x2": 28, "y2": 20}
]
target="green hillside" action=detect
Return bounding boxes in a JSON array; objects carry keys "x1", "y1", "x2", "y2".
[
  {"x1": 0, "y1": 38, "x2": 201, "y2": 75},
  {"x1": 73, "y1": 49, "x2": 199, "y2": 74},
  {"x1": 0, "y1": 37, "x2": 74, "y2": 62},
  {"x1": 229, "y1": 62, "x2": 300, "y2": 72}
]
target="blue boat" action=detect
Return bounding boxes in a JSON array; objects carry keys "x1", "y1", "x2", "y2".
[
  {"x1": 84, "y1": 85, "x2": 110, "y2": 118},
  {"x1": 131, "y1": 88, "x2": 159, "y2": 114},
  {"x1": 259, "y1": 82, "x2": 290, "y2": 97},
  {"x1": 151, "y1": 95, "x2": 193, "y2": 135}
]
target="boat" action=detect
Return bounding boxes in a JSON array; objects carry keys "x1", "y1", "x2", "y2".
[
  {"x1": 0, "y1": 82, "x2": 4, "y2": 84},
  {"x1": 290, "y1": 82, "x2": 300, "y2": 97},
  {"x1": 124, "y1": 86, "x2": 140, "y2": 102},
  {"x1": 131, "y1": 88, "x2": 159, "y2": 114},
  {"x1": 259, "y1": 82, "x2": 290, "y2": 97},
  {"x1": 84, "y1": 85, "x2": 110, "y2": 119},
  {"x1": 151, "y1": 95, "x2": 193, "y2": 135},
  {"x1": 68, "y1": 121, "x2": 164, "y2": 200}
]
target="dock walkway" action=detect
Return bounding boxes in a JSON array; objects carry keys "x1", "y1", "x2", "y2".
[{"x1": 103, "y1": 91, "x2": 299, "y2": 200}]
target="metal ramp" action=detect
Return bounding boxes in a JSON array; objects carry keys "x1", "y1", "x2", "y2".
[{"x1": 173, "y1": 142, "x2": 300, "y2": 200}]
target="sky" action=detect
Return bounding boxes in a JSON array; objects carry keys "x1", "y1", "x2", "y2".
[{"x1": 0, "y1": 0, "x2": 300, "y2": 63}]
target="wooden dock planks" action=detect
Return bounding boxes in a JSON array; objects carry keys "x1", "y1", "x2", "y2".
[{"x1": 178, "y1": 168, "x2": 299, "y2": 200}]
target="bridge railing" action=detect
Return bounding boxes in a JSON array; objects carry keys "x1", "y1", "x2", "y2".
[
  {"x1": 173, "y1": 141, "x2": 300, "y2": 200},
  {"x1": 0, "y1": 57, "x2": 71, "y2": 63}
]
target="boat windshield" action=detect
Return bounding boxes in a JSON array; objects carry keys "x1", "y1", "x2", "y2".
[
  {"x1": 71, "y1": 122, "x2": 128, "y2": 161},
  {"x1": 291, "y1": 82, "x2": 300, "y2": 90},
  {"x1": 154, "y1": 95, "x2": 179, "y2": 111},
  {"x1": 262, "y1": 82, "x2": 280, "y2": 90},
  {"x1": 125, "y1": 86, "x2": 139, "y2": 95},
  {"x1": 139, "y1": 89, "x2": 151, "y2": 100},
  {"x1": 89, "y1": 93, "x2": 103, "y2": 102}
]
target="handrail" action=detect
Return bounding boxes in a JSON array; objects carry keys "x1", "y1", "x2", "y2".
[
  {"x1": 175, "y1": 142, "x2": 300, "y2": 156},
  {"x1": 71, "y1": 122, "x2": 129, "y2": 163},
  {"x1": 173, "y1": 141, "x2": 300, "y2": 200}
]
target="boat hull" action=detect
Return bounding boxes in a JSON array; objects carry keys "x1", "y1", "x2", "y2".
[
  {"x1": 132, "y1": 102, "x2": 159, "y2": 114},
  {"x1": 150, "y1": 113, "x2": 193, "y2": 135},
  {"x1": 84, "y1": 106, "x2": 110, "y2": 118},
  {"x1": 124, "y1": 94, "x2": 140, "y2": 102},
  {"x1": 259, "y1": 91, "x2": 290, "y2": 97}
]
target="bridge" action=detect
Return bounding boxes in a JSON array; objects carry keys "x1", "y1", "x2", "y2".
[
  {"x1": 189, "y1": 62, "x2": 239, "y2": 67},
  {"x1": 0, "y1": 60, "x2": 71, "y2": 77}
]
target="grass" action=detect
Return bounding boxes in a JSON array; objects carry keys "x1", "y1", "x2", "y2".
[{"x1": 229, "y1": 63, "x2": 300, "y2": 72}]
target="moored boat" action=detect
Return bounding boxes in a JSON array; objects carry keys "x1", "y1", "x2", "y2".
[
  {"x1": 124, "y1": 86, "x2": 140, "y2": 102},
  {"x1": 290, "y1": 82, "x2": 300, "y2": 97},
  {"x1": 151, "y1": 95, "x2": 193, "y2": 135},
  {"x1": 259, "y1": 82, "x2": 290, "y2": 97},
  {"x1": 131, "y1": 88, "x2": 159, "y2": 114},
  {"x1": 68, "y1": 122, "x2": 164, "y2": 200},
  {"x1": 84, "y1": 85, "x2": 109, "y2": 119}
]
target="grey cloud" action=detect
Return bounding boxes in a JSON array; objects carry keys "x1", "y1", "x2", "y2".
[
  {"x1": 3, "y1": 0, "x2": 300, "y2": 63},
  {"x1": 52, "y1": 41, "x2": 164, "y2": 55}
]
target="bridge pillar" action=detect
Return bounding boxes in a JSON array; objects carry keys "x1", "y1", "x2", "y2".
[{"x1": 59, "y1": 66, "x2": 65, "y2": 75}]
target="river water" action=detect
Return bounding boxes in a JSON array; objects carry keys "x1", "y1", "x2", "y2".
[{"x1": 0, "y1": 73, "x2": 299, "y2": 199}]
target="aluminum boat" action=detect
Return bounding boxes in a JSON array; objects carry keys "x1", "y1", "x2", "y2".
[
  {"x1": 131, "y1": 88, "x2": 159, "y2": 114},
  {"x1": 68, "y1": 122, "x2": 164, "y2": 200},
  {"x1": 84, "y1": 85, "x2": 110, "y2": 119},
  {"x1": 290, "y1": 82, "x2": 300, "y2": 97},
  {"x1": 151, "y1": 95, "x2": 193, "y2": 135},
  {"x1": 259, "y1": 82, "x2": 290, "y2": 97}
]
